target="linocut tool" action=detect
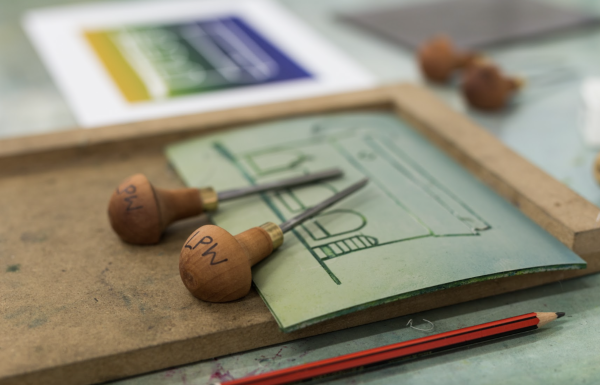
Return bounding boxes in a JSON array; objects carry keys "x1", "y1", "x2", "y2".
[
  {"x1": 418, "y1": 36, "x2": 479, "y2": 83},
  {"x1": 416, "y1": 37, "x2": 522, "y2": 111},
  {"x1": 221, "y1": 312, "x2": 565, "y2": 385},
  {"x1": 179, "y1": 178, "x2": 368, "y2": 302},
  {"x1": 461, "y1": 59, "x2": 524, "y2": 111},
  {"x1": 108, "y1": 169, "x2": 343, "y2": 245}
]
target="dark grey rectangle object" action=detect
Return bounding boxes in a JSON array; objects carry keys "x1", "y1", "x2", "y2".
[{"x1": 340, "y1": 0, "x2": 600, "y2": 50}]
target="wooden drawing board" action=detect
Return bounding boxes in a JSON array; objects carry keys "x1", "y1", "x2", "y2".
[{"x1": 1, "y1": 84, "x2": 600, "y2": 385}]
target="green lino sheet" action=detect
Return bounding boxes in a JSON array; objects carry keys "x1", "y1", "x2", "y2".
[{"x1": 166, "y1": 112, "x2": 586, "y2": 332}]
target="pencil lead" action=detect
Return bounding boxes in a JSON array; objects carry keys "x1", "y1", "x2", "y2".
[{"x1": 556, "y1": 312, "x2": 565, "y2": 319}]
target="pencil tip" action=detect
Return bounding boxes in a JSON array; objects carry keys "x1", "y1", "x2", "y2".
[{"x1": 556, "y1": 312, "x2": 565, "y2": 319}]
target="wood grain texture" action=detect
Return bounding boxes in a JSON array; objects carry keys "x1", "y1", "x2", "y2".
[
  {"x1": 1, "y1": 84, "x2": 599, "y2": 385},
  {"x1": 235, "y1": 227, "x2": 274, "y2": 267}
]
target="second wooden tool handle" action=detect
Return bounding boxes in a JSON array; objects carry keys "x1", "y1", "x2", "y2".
[
  {"x1": 108, "y1": 174, "x2": 215, "y2": 245},
  {"x1": 154, "y1": 186, "x2": 204, "y2": 224}
]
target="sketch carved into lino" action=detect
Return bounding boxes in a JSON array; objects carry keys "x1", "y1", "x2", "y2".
[{"x1": 213, "y1": 116, "x2": 491, "y2": 283}]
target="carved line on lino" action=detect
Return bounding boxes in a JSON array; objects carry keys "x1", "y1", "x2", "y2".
[
  {"x1": 331, "y1": 139, "x2": 434, "y2": 235},
  {"x1": 240, "y1": 134, "x2": 351, "y2": 172},
  {"x1": 301, "y1": 209, "x2": 367, "y2": 241},
  {"x1": 245, "y1": 151, "x2": 312, "y2": 176},
  {"x1": 273, "y1": 184, "x2": 337, "y2": 214},
  {"x1": 371, "y1": 136, "x2": 491, "y2": 232}
]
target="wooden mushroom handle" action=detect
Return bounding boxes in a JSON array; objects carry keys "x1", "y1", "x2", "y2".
[
  {"x1": 108, "y1": 173, "x2": 217, "y2": 244},
  {"x1": 179, "y1": 222, "x2": 283, "y2": 302},
  {"x1": 461, "y1": 61, "x2": 523, "y2": 111},
  {"x1": 418, "y1": 35, "x2": 480, "y2": 83}
]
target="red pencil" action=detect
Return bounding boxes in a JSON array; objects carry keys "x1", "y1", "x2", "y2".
[{"x1": 221, "y1": 312, "x2": 564, "y2": 385}]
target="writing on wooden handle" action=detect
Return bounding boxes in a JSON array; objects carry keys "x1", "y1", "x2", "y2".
[{"x1": 179, "y1": 223, "x2": 283, "y2": 302}]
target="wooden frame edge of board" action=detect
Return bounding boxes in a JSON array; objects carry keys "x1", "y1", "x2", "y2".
[
  {"x1": 391, "y1": 83, "x2": 600, "y2": 255},
  {"x1": 0, "y1": 86, "x2": 396, "y2": 159}
]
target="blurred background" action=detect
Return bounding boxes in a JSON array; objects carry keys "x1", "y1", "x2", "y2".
[{"x1": 4, "y1": 0, "x2": 600, "y2": 205}]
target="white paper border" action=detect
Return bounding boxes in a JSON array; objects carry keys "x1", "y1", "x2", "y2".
[{"x1": 23, "y1": 0, "x2": 375, "y2": 127}]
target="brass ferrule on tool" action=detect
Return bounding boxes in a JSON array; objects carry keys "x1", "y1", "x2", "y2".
[
  {"x1": 260, "y1": 222, "x2": 284, "y2": 250},
  {"x1": 199, "y1": 187, "x2": 219, "y2": 211}
]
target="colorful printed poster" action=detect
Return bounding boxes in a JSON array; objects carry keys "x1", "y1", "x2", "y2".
[
  {"x1": 24, "y1": 0, "x2": 373, "y2": 127},
  {"x1": 84, "y1": 17, "x2": 312, "y2": 103}
]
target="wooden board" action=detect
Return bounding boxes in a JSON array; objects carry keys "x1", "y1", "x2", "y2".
[{"x1": 1, "y1": 84, "x2": 599, "y2": 385}]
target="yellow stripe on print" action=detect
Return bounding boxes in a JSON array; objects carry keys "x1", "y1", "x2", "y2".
[{"x1": 84, "y1": 31, "x2": 150, "y2": 102}]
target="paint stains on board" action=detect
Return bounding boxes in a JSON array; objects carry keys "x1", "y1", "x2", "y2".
[
  {"x1": 28, "y1": 316, "x2": 48, "y2": 329},
  {"x1": 210, "y1": 360, "x2": 234, "y2": 383},
  {"x1": 4, "y1": 306, "x2": 54, "y2": 329},
  {"x1": 20, "y1": 231, "x2": 47, "y2": 243},
  {"x1": 121, "y1": 294, "x2": 132, "y2": 308},
  {"x1": 257, "y1": 347, "x2": 287, "y2": 364},
  {"x1": 6, "y1": 264, "x2": 20, "y2": 272},
  {"x1": 162, "y1": 368, "x2": 190, "y2": 384}
]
